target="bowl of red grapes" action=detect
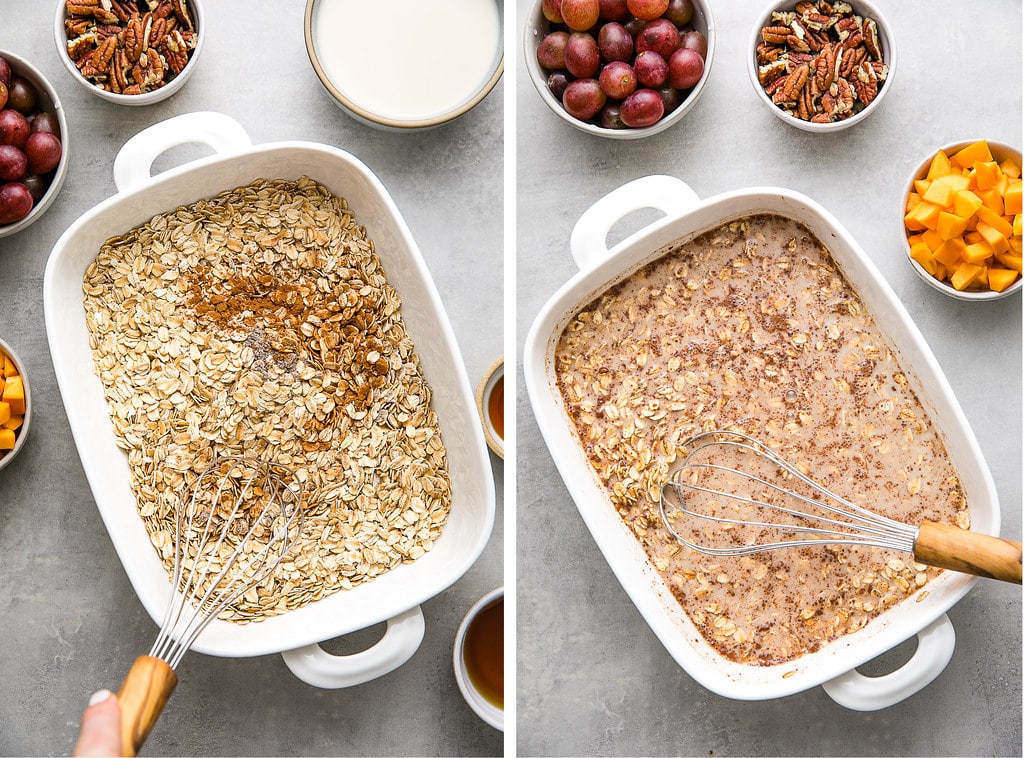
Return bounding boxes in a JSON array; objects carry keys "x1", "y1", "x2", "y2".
[
  {"x1": 0, "y1": 51, "x2": 68, "y2": 238},
  {"x1": 525, "y1": 0, "x2": 714, "y2": 138}
]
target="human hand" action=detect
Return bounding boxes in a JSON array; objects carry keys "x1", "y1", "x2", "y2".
[{"x1": 73, "y1": 689, "x2": 123, "y2": 757}]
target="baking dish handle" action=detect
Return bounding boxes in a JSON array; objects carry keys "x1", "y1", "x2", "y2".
[
  {"x1": 569, "y1": 174, "x2": 700, "y2": 272},
  {"x1": 821, "y1": 613, "x2": 956, "y2": 711},
  {"x1": 112, "y1": 111, "x2": 253, "y2": 194},
  {"x1": 279, "y1": 605, "x2": 425, "y2": 689}
]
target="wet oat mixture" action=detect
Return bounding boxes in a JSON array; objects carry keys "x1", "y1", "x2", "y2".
[{"x1": 554, "y1": 214, "x2": 968, "y2": 665}]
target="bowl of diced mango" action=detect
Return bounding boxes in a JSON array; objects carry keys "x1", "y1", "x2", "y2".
[
  {"x1": 903, "y1": 139, "x2": 1022, "y2": 301},
  {"x1": 0, "y1": 337, "x2": 30, "y2": 472}
]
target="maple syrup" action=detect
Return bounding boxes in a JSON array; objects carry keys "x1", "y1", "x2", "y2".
[
  {"x1": 463, "y1": 596, "x2": 503, "y2": 709},
  {"x1": 487, "y1": 374, "x2": 504, "y2": 440}
]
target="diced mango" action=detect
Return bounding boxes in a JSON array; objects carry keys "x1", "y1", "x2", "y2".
[
  {"x1": 934, "y1": 238, "x2": 966, "y2": 267},
  {"x1": 2, "y1": 415, "x2": 22, "y2": 432},
  {"x1": 987, "y1": 268, "x2": 1020, "y2": 292},
  {"x1": 0, "y1": 401, "x2": 9, "y2": 425},
  {"x1": 2, "y1": 354, "x2": 14, "y2": 376},
  {"x1": 905, "y1": 200, "x2": 941, "y2": 231},
  {"x1": 962, "y1": 241, "x2": 993, "y2": 264},
  {"x1": 995, "y1": 251, "x2": 1023, "y2": 271},
  {"x1": 951, "y1": 261, "x2": 985, "y2": 290},
  {"x1": 976, "y1": 220, "x2": 1010, "y2": 254},
  {"x1": 976, "y1": 205, "x2": 1014, "y2": 237},
  {"x1": 953, "y1": 189, "x2": 983, "y2": 218},
  {"x1": 922, "y1": 180, "x2": 955, "y2": 207},
  {"x1": 972, "y1": 160, "x2": 1001, "y2": 190},
  {"x1": 1001, "y1": 159, "x2": 1021, "y2": 179},
  {"x1": 1004, "y1": 181, "x2": 1022, "y2": 215},
  {"x1": 951, "y1": 140, "x2": 994, "y2": 169},
  {"x1": 927, "y1": 150, "x2": 952, "y2": 179},
  {"x1": 0, "y1": 429, "x2": 14, "y2": 450},
  {"x1": 906, "y1": 141, "x2": 1021, "y2": 293},
  {"x1": 937, "y1": 211, "x2": 968, "y2": 240},
  {"x1": 921, "y1": 229, "x2": 944, "y2": 251},
  {"x1": 1, "y1": 375, "x2": 24, "y2": 416},
  {"x1": 978, "y1": 188, "x2": 1005, "y2": 214}
]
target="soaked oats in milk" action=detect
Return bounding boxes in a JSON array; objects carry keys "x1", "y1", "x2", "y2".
[{"x1": 555, "y1": 214, "x2": 968, "y2": 665}]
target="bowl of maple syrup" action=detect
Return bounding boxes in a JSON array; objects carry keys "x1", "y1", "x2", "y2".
[
  {"x1": 453, "y1": 587, "x2": 504, "y2": 731},
  {"x1": 476, "y1": 357, "x2": 504, "y2": 458}
]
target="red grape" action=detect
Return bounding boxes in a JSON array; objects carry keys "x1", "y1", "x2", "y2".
[
  {"x1": 565, "y1": 32, "x2": 600, "y2": 78},
  {"x1": 30, "y1": 111, "x2": 60, "y2": 137},
  {"x1": 563, "y1": 78, "x2": 606, "y2": 120},
  {"x1": 560, "y1": 0, "x2": 600, "y2": 31},
  {"x1": 21, "y1": 174, "x2": 48, "y2": 202},
  {"x1": 0, "y1": 57, "x2": 10, "y2": 87},
  {"x1": 619, "y1": 88, "x2": 664, "y2": 127},
  {"x1": 626, "y1": 0, "x2": 669, "y2": 21},
  {"x1": 657, "y1": 84, "x2": 682, "y2": 113},
  {"x1": 537, "y1": 31, "x2": 570, "y2": 70},
  {"x1": 634, "y1": 50, "x2": 668, "y2": 88},
  {"x1": 547, "y1": 71, "x2": 572, "y2": 100},
  {"x1": 542, "y1": 0, "x2": 563, "y2": 23},
  {"x1": 668, "y1": 47, "x2": 704, "y2": 89},
  {"x1": 6, "y1": 75, "x2": 37, "y2": 114},
  {"x1": 597, "y1": 22, "x2": 634, "y2": 62},
  {"x1": 679, "y1": 30, "x2": 708, "y2": 59},
  {"x1": 25, "y1": 132, "x2": 61, "y2": 174},
  {"x1": 0, "y1": 181, "x2": 33, "y2": 224},
  {"x1": 0, "y1": 83, "x2": 7, "y2": 111},
  {"x1": 663, "y1": 0, "x2": 694, "y2": 25},
  {"x1": 599, "y1": 60, "x2": 637, "y2": 99},
  {"x1": 0, "y1": 110, "x2": 30, "y2": 148},
  {"x1": 599, "y1": 102, "x2": 626, "y2": 128},
  {"x1": 598, "y1": 0, "x2": 630, "y2": 21},
  {"x1": 636, "y1": 18, "x2": 680, "y2": 59},
  {"x1": 0, "y1": 144, "x2": 27, "y2": 181}
]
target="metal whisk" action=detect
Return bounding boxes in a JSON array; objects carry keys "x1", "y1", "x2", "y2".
[
  {"x1": 659, "y1": 430, "x2": 1021, "y2": 585},
  {"x1": 116, "y1": 457, "x2": 304, "y2": 756}
]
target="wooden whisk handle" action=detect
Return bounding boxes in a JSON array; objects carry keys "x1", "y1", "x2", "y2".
[
  {"x1": 914, "y1": 521, "x2": 1022, "y2": 584},
  {"x1": 117, "y1": 656, "x2": 178, "y2": 756}
]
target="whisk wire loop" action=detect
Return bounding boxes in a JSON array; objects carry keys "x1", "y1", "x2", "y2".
[
  {"x1": 659, "y1": 430, "x2": 919, "y2": 557},
  {"x1": 148, "y1": 457, "x2": 304, "y2": 669}
]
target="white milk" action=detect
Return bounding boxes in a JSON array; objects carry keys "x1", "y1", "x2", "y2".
[{"x1": 314, "y1": 0, "x2": 501, "y2": 120}]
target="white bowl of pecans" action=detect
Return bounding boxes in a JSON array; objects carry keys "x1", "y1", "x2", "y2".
[
  {"x1": 54, "y1": 0, "x2": 204, "y2": 105},
  {"x1": 748, "y1": 0, "x2": 896, "y2": 132}
]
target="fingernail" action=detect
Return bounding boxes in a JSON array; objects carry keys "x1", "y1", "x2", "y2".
[{"x1": 88, "y1": 689, "x2": 113, "y2": 706}]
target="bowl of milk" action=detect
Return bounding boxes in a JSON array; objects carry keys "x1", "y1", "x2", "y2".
[{"x1": 304, "y1": 0, "x2": 503, "y2": 130}]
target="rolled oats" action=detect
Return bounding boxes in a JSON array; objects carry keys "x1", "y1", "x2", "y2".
[{"x1": 83, "y1": 177, "x2": 452, "y2": 622}]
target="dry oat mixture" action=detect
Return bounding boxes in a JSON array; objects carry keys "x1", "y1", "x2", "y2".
[
  {"x1": 555, "y1": 214, "x2": 969, "y2": 665},
  {"x1": 83, "y1": 176, "x2": 452, "y2": 622}
]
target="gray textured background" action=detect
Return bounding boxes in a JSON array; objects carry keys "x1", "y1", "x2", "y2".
[
  {"x1": 0, "y1": 3, "x2": 504, "y2": 756},
  {"x1": 516, "y1": 1, "x2": 1022, "y2": 756}
]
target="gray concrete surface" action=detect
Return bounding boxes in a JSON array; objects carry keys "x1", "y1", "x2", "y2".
[
  {"x1": 0, "y1": 3, "x2": 503, "y2": 756},
  {"x1": 516, "y1": 1, "x2": 1022, "y2": 756}
]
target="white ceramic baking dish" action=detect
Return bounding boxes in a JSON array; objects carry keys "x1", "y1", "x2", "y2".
[
  {"x1": 524, "y1": 174, "x2": 1001, "y2": 711},
  {"x1": 43, "y1": 111, "x2": 494, "y2": 688}
]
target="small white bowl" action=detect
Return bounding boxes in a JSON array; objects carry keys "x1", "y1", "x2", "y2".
[
  {"x1": 0, "y1": 336, "x2": 31, "y2": 474},
  {"x1": 475, "y1": 357, "x2": 504, "y2": 459},
  {"x1": 304, "y1": 0, "x2": 504, "y2": 130},
  {"x1": 748, "y1": 0, "x2": 896, "y2": 132},
  {"x1": 524, "y1": 0, "x2": 716, "y2": 139},
  {"x1": 453, "y1": 587, "x2": 504, "y2": 731},
  {"x1": 902, "y1": 140, "x2": 1023, "y2": 302},
  {"x1": 54, "y1": 0, "x2": 204, "y2": 105},
  {"x1": 0, "y1": 50, "x2": 69, "y2": 238}
]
